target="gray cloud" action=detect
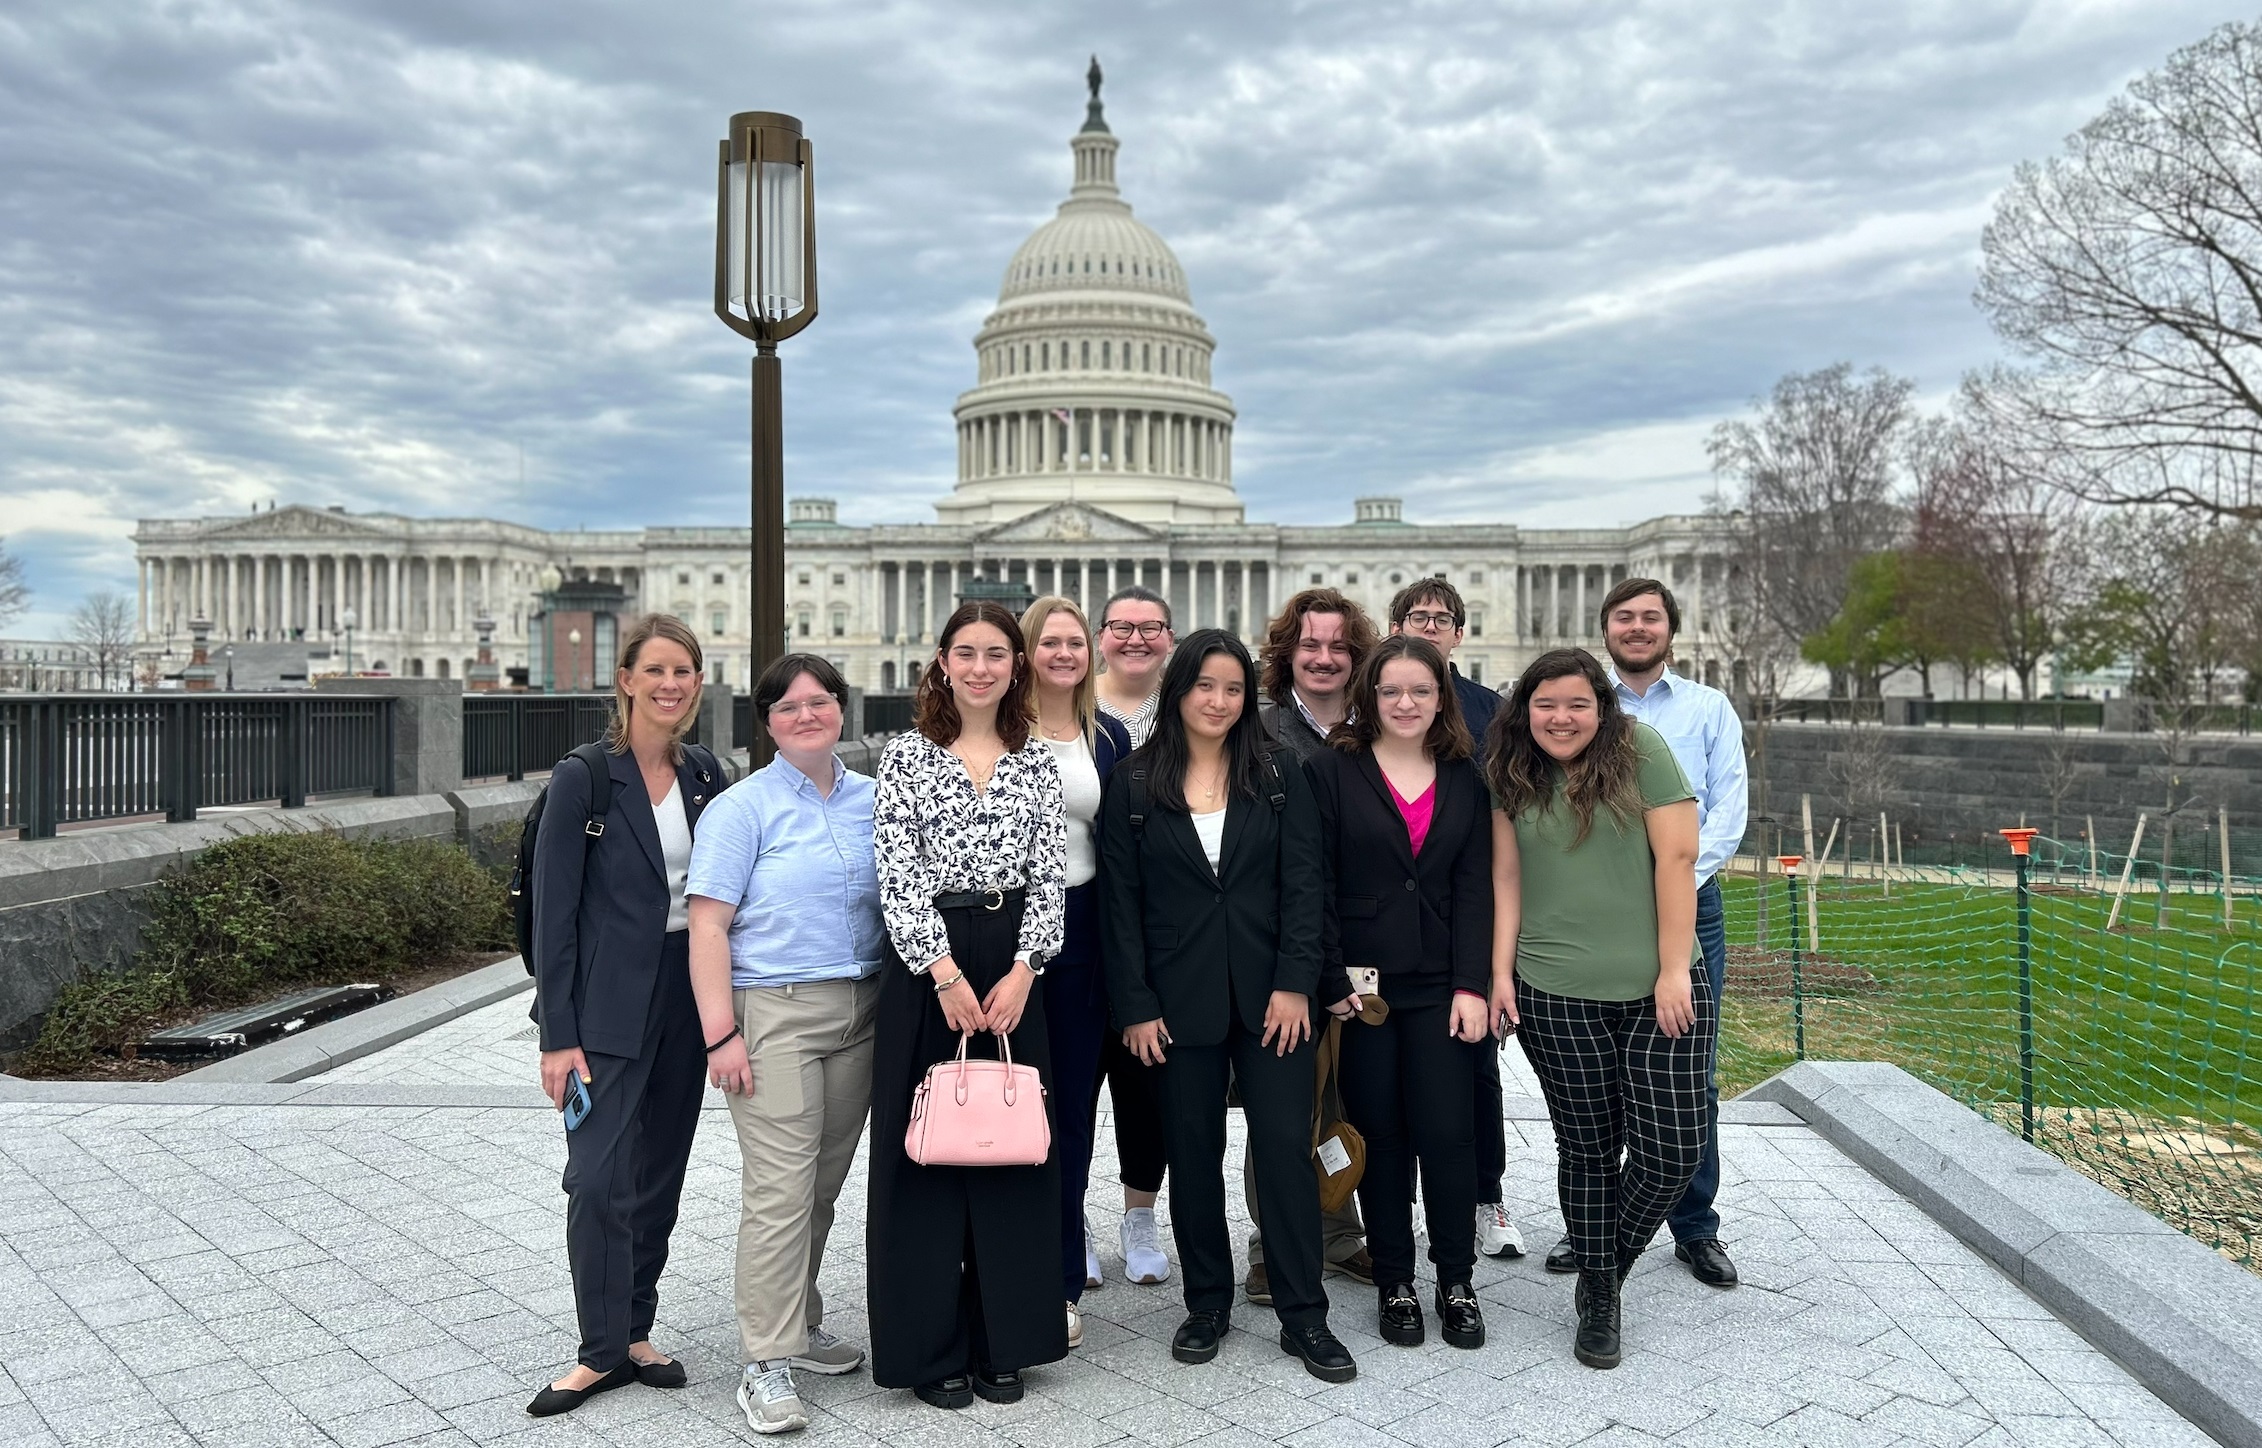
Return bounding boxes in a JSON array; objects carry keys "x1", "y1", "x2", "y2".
[{"x1": 0, "y1": 0, "x2": 2235, "y2": 632}]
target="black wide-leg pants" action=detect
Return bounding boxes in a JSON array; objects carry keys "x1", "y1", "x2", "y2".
[{"x1": 561, "y1": 931, "x2": 705, "y2": 1371}]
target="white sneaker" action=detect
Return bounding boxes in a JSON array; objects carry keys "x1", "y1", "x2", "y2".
[
  {"x1": 1066, "y1": 1300, "x2": 1084, "y2": 1348},
  {"x1": 738, "y1": 1361, "x2": 808, "y2": 1435},
  {"x1": 1120, "y1": 1206, "x2": 1169, "y2": 1284},
  {"x1": 1083, "y1": 1211, "x2": 1102, "y2": 1289},
  {"x1": 791, "y1": 1325, "x2": 864, "y2": 1376},
  {"x1": 1477, "y1": 1202, "x2": 1527, "y2": 1258}
]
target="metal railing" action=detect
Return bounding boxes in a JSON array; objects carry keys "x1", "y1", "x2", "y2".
[
  {"x1": 1923, "y1": 698, "x2": 2107, "y2": 730},
  {"x1": 462, "y1": 694, "x2": 615, "y2": 781},
  {"x1": 1, "y1": 694, "x2": 394, "y2": 839}
]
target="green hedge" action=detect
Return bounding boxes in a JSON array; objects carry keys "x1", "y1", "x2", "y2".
[{"x1": 23, "y1": 831, "x2": 511, "y2": 1069}]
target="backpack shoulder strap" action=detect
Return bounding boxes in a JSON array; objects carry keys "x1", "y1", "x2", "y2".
[
  {"x1": 1258, "y1": 749, "x2": 1287, "y2": 813},
  {"x1": 1127, "y1": 766, "x2": 1150, "y2": 840},
  {"x1": 569, "y1": 742, "x2": 612, "y2": 837}
]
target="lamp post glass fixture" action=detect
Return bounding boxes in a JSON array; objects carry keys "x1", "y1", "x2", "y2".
[
  {"x1": 714, "y1": 108, "x2": 818, "y2": 763},
  {"x1": 339, "y1": 606, "x2": 357, "y2": 678},
  {"x1": 568, "y1": 627, "x2": 584, "y2": 694}
]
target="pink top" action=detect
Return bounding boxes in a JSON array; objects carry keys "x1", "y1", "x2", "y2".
[{"x1": 1386, "y1": 775, "x2": 1436, "y2": 857}]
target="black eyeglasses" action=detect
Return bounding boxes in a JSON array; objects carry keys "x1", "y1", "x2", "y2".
[
  {"x1": 1101, "y1": 621, "x2": 1170, "y2": 640},
  {"x1": 1402, "y1": 610, "x2": 1459, "y2": 631}
]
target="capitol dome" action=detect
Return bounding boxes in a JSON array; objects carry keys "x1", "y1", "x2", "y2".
[{"x1": 938, "y1": 61, "x2": 1241, "y2": 528}]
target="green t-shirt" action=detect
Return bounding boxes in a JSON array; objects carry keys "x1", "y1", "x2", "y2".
[{"x1": 1506, "y1": 721, "x2": 1698, "y2": 1002}]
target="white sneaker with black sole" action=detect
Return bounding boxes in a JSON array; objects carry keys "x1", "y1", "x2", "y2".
[
  {"x1": 1476, "y1": 1202, "x2": 1527, "y2": 1258},
  {"x1": 739, "y1": 1361, "x2": 808, "y2": 1435},
  {"x1": 791, "y1": 1326, "x2": 864, "y2": 1376}
]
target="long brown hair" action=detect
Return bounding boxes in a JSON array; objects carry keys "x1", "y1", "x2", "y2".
[
  {"x1": 605, "y1": 614, "x2": 705, "y2": 761},
  {"x1": 1332, "y1": 634, "x2": 1470, "y2": 760},
  {"x1": 1259, "y1": 587, "x2": 1378, "y2": 707},
  {"x1": 1483, "y1": 647, "x2": 1641, "y2": 844},
  {"x1": 914, "y1": 601, "x2": 1034, "y2": 750}
]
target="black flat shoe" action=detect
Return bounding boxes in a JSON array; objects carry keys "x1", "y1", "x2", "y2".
[
  {"x1": 1435, "y1": 1281, "x2": 1485, "y2": 1350},
  {"x1": 526, "y1": 1362, "x2": 637, "y2": 1417},
  {"x1": 1545, "y1": 1235, "x2": 1579, "y2": 1274},
  {"x1": 972, "y1": 1367, "x2": 1023, "y2": 1404},
  {"x1": 914, "y1": 1375, "x2": 973, "y2": 1410},
  {"x1": 632, "y1": 1354, "x2": 687, "y2": 1388},
  {"x1": 1171, "y1": 1308, "x2": 1229, "y2": 1363},
  {"x1": 1377, "y1": 1282, "x2": 1423, "y2": 1347},
  {"x1": 1675, "y1": 1238, "x2": 1740, "y2": 1288},
  {"x1": 1279, "y1": 1323, "x2": 1357, "y2": 1383}
]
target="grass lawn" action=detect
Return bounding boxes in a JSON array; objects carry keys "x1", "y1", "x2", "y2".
[{"x1": 1712, "y1": 869, "x2": 2262, "y2": 1266}]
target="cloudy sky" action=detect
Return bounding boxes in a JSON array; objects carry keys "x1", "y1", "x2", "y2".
[{"x1": 0, "y1": 0, "x2": 2239, "y2": 635}]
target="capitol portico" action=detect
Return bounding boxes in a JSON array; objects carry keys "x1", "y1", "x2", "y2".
[{"x1": 134, "y1": 69, "x2": 1733, "y2": 695}]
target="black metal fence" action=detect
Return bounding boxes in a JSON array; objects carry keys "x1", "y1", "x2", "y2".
[
  {"x1": 462, "y1": 694, "x2": 616, "y2": 781},
  {"x1": 1764, "y1": 697, "x2": 2253, "y2": 733},
  {"x1": 1, "y1": 694, "x2": 394, "y2": 839}
]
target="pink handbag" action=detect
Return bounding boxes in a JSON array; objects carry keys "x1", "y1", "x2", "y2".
[{"x1": 904, "y1": 1032, "x2": 1051, "y2": 1167}]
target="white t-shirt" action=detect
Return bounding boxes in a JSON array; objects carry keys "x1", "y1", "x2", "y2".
[
  {"x1": 1191, "y1": 805, "x2": 1226, "y2": 872},
  {"x1": 1040, "y1": 732, "x2": 1103, "y2": 889},
  {"x1": 654, "y1": 780, "x2": 693, "y2": 932}
]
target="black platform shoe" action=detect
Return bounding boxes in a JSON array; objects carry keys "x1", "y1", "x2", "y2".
[
  {"x1": 1435, "y1": 1281, "x2": 1485, "y2": 1350},
  {"x1": 1171, "y1": 1308, "x2": 1229, "y2": 1363},
  {"x1": 972, "y1": 1367, "x2": 1023, "y2": 1404},
  {"x1": 1279, "y1": 1323, "x2": 1357, "y2": 1383},
  {"x1": 914, "y1": 1374, "x2": 974, "y2": 1410},
  {"x1": 1377, "y1": 1282, "x2": 1423, "y2": 1347}
]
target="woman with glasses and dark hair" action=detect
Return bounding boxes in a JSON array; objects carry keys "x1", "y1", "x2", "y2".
[
  {"x1": 1305, "y1": 634, "x2": 1493, "y2": 1351},
  {"x1": 686, "y1": 653, "x2": 884, "y2": 1434},
  {"x1": 1019, "y1": 595, "x2": 1137, "y2": 1348},
  {"x1": 526, "y1": 615, "x2": 722, "y2": 1417},
  {"x1": 1484, "y1": 647, "x2": 1707, "y2": 1372},
  {"x1": 869, "y1": 601, "x2": 1069, "y2": 1411},
  {"x1": 1098, "y1": 628, "x2": 1357, "y2": 1385}
]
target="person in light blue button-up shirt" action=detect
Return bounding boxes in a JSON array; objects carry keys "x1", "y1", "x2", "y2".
[
  {"x1": 685, "y1": 654, "x2": 886, "y2": 1430},
  {"x1": 1594, "y1": 577, "x2": 1750, "y2": 1291}
]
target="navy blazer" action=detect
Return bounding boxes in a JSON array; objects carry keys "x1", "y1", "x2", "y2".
[
  {"x1": 1097, "y1": 750, "x2": 1326, "y2": 1047},
  {"x1": 1304, "y1": 747, "x2": 1494, "y2": 1005},
  {"x1": 1452, "y1": 666, "x2": 1501, "y2": 764},
  {"x1": 530, "y1": 745, "x2": 718, "y2": 1058}
]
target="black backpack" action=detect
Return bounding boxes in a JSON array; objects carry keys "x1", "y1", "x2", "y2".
[
  {"x1": 511, "y1": 743, "x2": 613, "y2": 971},
  {"x1": 1124, "y1": 749, "x2": 1288, "y2": 840}
]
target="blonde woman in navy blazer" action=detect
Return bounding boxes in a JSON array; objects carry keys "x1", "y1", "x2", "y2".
[{"x1": 527, "y1": 615, "x2": 724, "y2": 1418}]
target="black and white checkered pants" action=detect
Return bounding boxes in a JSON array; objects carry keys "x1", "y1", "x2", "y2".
[{"x1": 1516, "y1": 972, "x2": 1715, "y2": 1275}]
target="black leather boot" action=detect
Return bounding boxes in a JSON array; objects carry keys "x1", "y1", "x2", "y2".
[{"x1": 1572, "y1": 1268, "x2": 1621, "y2": 1369}]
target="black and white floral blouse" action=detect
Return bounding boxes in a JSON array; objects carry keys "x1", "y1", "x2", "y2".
[{"x1": 873, "y1": 731, "x2": 1068, "y2": 972}]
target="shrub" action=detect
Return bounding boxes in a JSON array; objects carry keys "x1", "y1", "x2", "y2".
[{"x1": 21, "y1": 830, "x2": 511, "y2": 1069}]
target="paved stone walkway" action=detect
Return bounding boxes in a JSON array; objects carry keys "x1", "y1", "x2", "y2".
[{"x1": 0, "y1": 988, "x2": 2215, "y2": 1448}]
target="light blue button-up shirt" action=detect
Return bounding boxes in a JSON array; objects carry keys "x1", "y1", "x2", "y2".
[
  {"x1": 686, "y1": 753, "x2": 886, "y2": 987},
  {"x1": 1608, "y1": 666, "x2": 1750, "y2": 887}
]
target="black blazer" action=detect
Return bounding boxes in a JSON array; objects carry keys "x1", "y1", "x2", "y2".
[
  {"x1": 1097, "y1": 750, "x2": 1326, "y2": 1047},
  {"x1": 530, "y1": 745, "x2": 717, "y2": 1058},
  {"x1": 1303, "y1": 747, "x2": 1494, "y2": 1005}
]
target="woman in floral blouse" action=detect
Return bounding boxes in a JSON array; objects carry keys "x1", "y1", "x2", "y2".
[{"x1": 868, "y1": 600, "x2": 1069, "y2": 1412}]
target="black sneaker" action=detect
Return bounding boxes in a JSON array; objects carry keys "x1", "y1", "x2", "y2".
[
  {"x1": 1435, "y1": 1281, "x2": 1485, "y2": 1350},
  {"x1": 1278, "y1": 1323, "x2": 1357, "y2": 1383},
  {"x1": 1377, "y1": 1282, "x2": 1423, "y2": 1347},
  {"x1": 1171, "y1": 1308, "x2": 1229, "y2": 1364},
  {"x1": 1572, "y1": 1268, "x2": 1621, "y2": 1369}
]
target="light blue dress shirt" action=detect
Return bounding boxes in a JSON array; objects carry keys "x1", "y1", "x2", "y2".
[
  {"x1": 685, "y1": 753, "x2": 886, "y2": 988},
  {"x1": 1609, "y1": 666, "x2": 1750, "y2": 886}
]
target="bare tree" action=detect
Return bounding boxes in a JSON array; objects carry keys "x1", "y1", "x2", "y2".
[
  {"x1": 68, "y1": 591, "x2": 135, "y2": 692},
  {"x1": 0, "y1": 538, "x2": 28, "y2": 631},
  {"x1": 1707, "y1": 364, "x2": 1914, "y2": 694},
  {"x1": 1975, "y1": 18, "x2": 2262, "y2": 523}
]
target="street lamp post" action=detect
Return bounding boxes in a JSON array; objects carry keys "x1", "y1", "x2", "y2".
[
  {"x1": 340, "y1": 606, "x2": 358, "y2": 677},
  {"x1": 223, "y1": 645, "x2": 235, "y2": 692},
  {"x1": 714, "y1": 109, "x2": 819, "y2": 765},
  {"x1": 568, "y1": 628, "x2": 584, "y2": 694}
]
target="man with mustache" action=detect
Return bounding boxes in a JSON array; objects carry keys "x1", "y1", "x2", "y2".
[
  {"x1": 1540, "y1": 577, "x2": 1749, "y2": 1289},
  {"x1": 1241, "y1": 588, "x2": 1379, "y2": 1305}
]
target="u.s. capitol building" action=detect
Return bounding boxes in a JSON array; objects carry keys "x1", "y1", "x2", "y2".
[{"x1": 134, "y1": 75, "x2": 1732, "y2": 695}]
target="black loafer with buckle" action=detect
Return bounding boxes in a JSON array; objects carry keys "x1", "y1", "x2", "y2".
[
  {"x1": 1436, "y1": 1281, "x2": 1485, "y2": 1350},
  {"x1": 1377, "y1": 1282, "x2": 1423, "y2": 1347}
]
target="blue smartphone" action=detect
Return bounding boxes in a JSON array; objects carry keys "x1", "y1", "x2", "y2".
[{"x1": 563, "y1": 1072, "x2": 593, "y2": 1131}]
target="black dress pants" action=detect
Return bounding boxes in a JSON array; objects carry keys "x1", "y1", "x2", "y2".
[
  {"x1": 561, "y1": 931, "x2": 705, "y2": 1371},
  {"x1": 1098, "y1": 1032, "x2": 1169, "y2": 1194},
  {"x1": 1338, "y1": 994, "x2": 1479, "y2": 1289},
  {"x1": 1155, "y1": 1013, "x2": 1329, "y2": 1332},
  {"x1": 1474, "y1": 1033, "x2": 1506, "y2": 1202}
]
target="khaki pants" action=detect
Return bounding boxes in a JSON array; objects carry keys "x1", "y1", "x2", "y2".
[{"x1": 726, "y1": 974, "x2": 881, "y2": 1364}]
